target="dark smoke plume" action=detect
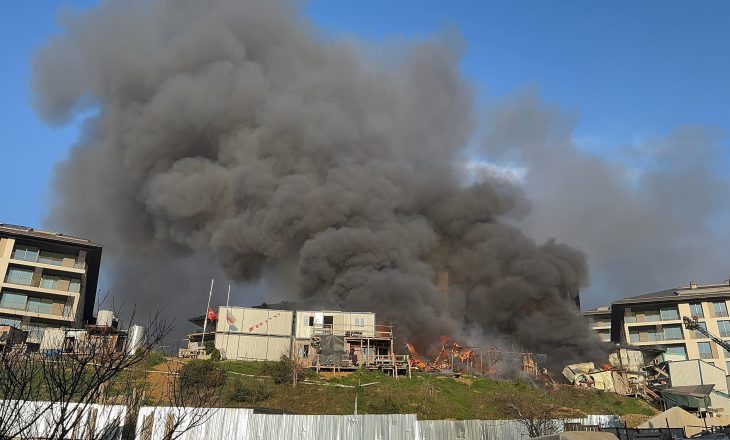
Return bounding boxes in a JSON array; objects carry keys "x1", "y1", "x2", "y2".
[{"x1": 34, "y1": 0, "x2": 605, "y2": 367}]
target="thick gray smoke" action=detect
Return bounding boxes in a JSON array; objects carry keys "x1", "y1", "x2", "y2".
[
  {"x1": 479, "y1": 91, "x2": 730, "y2": 306},
  {"x1": 33, "y1": 0, "x2": 605, "y2": 367}
]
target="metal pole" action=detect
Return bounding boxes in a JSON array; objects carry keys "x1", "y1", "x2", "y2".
[
  {"x1": 224, "y1": 284, "x2": 230, "y2": 359},
  {"x1": 201, "y1": 278, "x2": 214, "y2": 347}
]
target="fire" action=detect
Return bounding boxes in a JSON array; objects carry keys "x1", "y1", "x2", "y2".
[
  {"x1": 406, "y1": 337, "x2": 552, "y2": 383},
  {"x1": 405, "y1": 342, "x2": 429, "y2": 371},
  {"x1": 406, "y1": 337, "x2": 480, "y2": 372}
]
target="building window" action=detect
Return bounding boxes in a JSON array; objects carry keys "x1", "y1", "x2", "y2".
[
  {"x1": 12, "y1": 245, "x2": 39, "y2": 262},
  {"x1": 5, "y1": 268, "x2": 33, "y2": 286},
  {"x1": 354, "y1": 317, "x2": 365, "y2": 327},
  {"x1": 308, "y1": 316, "x2": 314, "y2": 326},
  {"x1": 26, "y1": 297, "x2": 53, "y2": 315},
  {"x1": 665, "y1": 345, "x2": 688, "y2": 360},
  {"x1": 692, "y1": 321, "x2": 708, "y2": 339},
  {"x1": 40, "y1": 275, "x2": 60, "y2": 290},
  {"x1": 698, "y1": 342, "x2": 714, "y2": 359},
  {"x1": 0, "y1": 316, "x2": 21, "y2": 327},
  {"x1": 718, "y1": 321, "x2": 730, "y2": 338},
  {"x1": 660, "y1": 307, "x2": 679, "y2": 321},
  {"x1": 689, "y1": 303, "x2": 705, "y2": 318},
  {"x1": 323, "y1": 316, "x2": 333, "y2": 326},
  {"x1": 663, "y1": 326, "x2": 683, "y2": 341},
  {"x1": 37, "y1": 251, "x2": 68, "y2": 266},
  {"x1": 64, "y1": 298, "x2": 73, "y2": 318},
  {"x1": 0, "y1": 292, "x2": 27, "y2": 310},
  {"x1": 644, "y1": 310, "x2": 661, "y2": 322},
  {"x1": 625, "y1": 309, "x2": 636, "y2": 323},
  {"x1": 27, "y1": 322, "x2": 48, "y2": 341},
  {"x1": 726, "y1": 361, "x2": 730, "y2": 373},
  {"x1": 69, "y1": 278, "x2": 81, "y2": 293},
  {"x1": 712, "y1": 302, "x2": 729, "y2": 318},
  {"x1": 629, "y1": 330, "x2": 639, "y2": 343}
]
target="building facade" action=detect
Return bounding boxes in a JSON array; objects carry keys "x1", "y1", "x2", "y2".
[
  {"x1": 0, "y1": 224, "x2": 102, "y2": 346},
  {"x1": 583, "y1": 306, "x2": 612, "y2": 342},
  {"x1": 609, "y1": 281, "x2": 730, "y2": 374}
]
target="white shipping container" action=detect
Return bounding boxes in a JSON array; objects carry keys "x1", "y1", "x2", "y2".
[
  {"x1": 215, "y1": 307, "x2": 293, "y2": 337},
  {"x1": 215, "y1": 333, "x2": 291, "y2": 361}
]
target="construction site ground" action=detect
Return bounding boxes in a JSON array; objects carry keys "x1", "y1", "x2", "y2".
[{"x1": 136, "y1": 358, "x2": 658, "y2": 419}]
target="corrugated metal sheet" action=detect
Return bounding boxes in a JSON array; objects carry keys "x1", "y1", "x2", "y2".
[
  {"x1": 417, "y1": 415, "x2": 619, "y2": 440},
  {"x1": 700, "y1": 361, "x2": 728, "y2": 392},
  {"x1": 245, "y1": 413, "x2": 418, "y2": 440},
  {"x1": 3, "y1": 400, "x2": 620, "y2": 440},
  {"x1": 668, "y1": 359, "x2": 705, "y2": 387},
  {"x1": 135, "y1": 407, "x2": 252, "y2": 440},
  {"x1": 1, "y1": 400, "x2": 126, "y2": 439}
]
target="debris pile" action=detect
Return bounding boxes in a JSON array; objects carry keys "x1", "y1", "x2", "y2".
[{"x1": 406, "y1": 337, "x2": 552, "y2": 381}]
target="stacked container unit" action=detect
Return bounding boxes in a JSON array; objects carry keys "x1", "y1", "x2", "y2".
[
  {"x1": 214, "y1": 306, "x2": 293, "y2": 361},
  {"x1": 667, "y1": 359, "x2": 730, "y2": 413}
]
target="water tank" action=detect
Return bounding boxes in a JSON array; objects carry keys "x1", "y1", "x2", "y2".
[
  {"x1": 126, "y1": 325, "x2": 145, "y2": 355},
  {"x1": 97, "y1": 310, "x2": 115, "y2": 327}
]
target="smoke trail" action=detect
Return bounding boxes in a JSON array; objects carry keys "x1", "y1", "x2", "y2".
[{"x1": 34, "y1": 0, "x2": 606, "y2": 367}]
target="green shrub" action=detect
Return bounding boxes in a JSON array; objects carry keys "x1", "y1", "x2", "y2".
[
  {"x1": 227, "y1": 378, "x2": 273, "y2": 404},
  {"x1": 210, "y1": 349, "x2": 221, "y2": 362},
  {"x1": 204, "y1": 341, "x2": 215, "y2": 354},
  {"x1": 141, "y1": 351, "x2": 166, "y2": 369},
  {"x1": 266, "y1": 355, "x2": 305, "y2": 385},
  {"x1": 179, "y1": 360, "x2": 227, "y2": 391}
]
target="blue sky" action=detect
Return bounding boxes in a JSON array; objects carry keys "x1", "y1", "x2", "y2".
[{"x1": 1, "y1": 1, "x2": 729, "y2": 304}]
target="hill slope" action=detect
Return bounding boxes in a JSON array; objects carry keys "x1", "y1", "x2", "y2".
[{"x1": 213, "y1": 361, "x2": 657, "y2": 419}]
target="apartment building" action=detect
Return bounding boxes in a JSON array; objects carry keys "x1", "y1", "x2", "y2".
[
  {"x1": 610, "y1": 281, "x2": 730, "y2": 374},
  {"x1": 583, "y1": 306, "x2": 612, "y2": 342},
  {"x1": 0, "y1": 224, "x2": 102, "y2": 346}
]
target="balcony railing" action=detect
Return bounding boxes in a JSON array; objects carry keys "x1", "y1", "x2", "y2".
[
  {"x1": 312, "y1": 353, "x2": 409, "y2": 368},
  {"x1": 310, "y1": 324, "x2": 393, "y2": 339}
]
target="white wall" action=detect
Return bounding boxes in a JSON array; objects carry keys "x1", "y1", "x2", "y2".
[
  {"x1": 293, "y1": 311, "x2": 375, "y2": 339},
  {"x1": 215, "y1": 307, "x2": 293, "y2": 337}
]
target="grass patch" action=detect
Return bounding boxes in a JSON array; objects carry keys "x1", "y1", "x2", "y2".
[{"x1": 211, "y1": 361, "x2": 657, "y2": 419}]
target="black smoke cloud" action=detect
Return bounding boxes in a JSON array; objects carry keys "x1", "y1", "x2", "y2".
[{"x1": 34, "y1": 0, "x2": 605, "y2": 367}]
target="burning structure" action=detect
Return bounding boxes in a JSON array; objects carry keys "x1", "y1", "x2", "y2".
[
  {"x1": 34, "y1": 0, "x2": 606, "y2": 373},
  {"x1": 407, "y1": 336, "x2": 551, "y2": 381},
  {"x1": 183, "y1": 304, "x2": 410, "y2": 375}
]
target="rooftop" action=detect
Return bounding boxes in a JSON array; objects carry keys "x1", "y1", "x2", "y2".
[
  {"x1": 583, "y1": 306, "x2": 611, "y2": 315},
  {"x1": 0, "y1": 223, "x2": 101, "y2": 248},
  {"x1": 613, "y1": 280, "x2": 730, "y2": 306}
]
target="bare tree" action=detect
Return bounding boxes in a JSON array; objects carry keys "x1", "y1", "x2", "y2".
[
  {"x1": 1, "y1": 305, "x2": 229, "y2": 440},
  {"x1": 0, "y1": 348, "x2": 53, "y2": 439},
  {"x1": 130, "y1": 358, "x2": 227, "y2": 440},
  {"x1": 496, "y1": 391, "x2": 583, "y2": 438}
]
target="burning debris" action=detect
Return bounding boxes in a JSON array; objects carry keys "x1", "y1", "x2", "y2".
[
  {"x1": 34, "y1": 0, "x2": 607, "y2": 372},
  {"x1": 406, "y1": 337, "x2": 553, "y2": 382}
]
